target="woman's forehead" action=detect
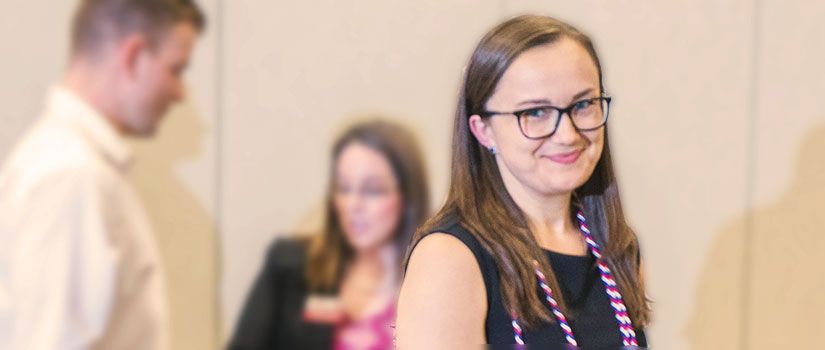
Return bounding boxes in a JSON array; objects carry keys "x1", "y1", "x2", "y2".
[
  {"x1": 335, "y1": 142, "x2": 396, "y2": 181},
  {"x1": 491, "y1": 39, "x2": 600, "y2": 106}
]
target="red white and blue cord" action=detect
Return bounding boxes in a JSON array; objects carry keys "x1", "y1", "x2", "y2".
[{"x1": 511, "y1": 211, "x2": 638, "y2": 346}]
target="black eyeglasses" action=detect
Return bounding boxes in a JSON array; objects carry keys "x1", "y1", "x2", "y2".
[{"x1": 481, "y1": 96, "x2": 611, "y2": 139}]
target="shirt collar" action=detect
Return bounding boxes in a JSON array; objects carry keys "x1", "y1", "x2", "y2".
[{"x1": 46, "y1": 85, "x2": 134, "y2": 171}]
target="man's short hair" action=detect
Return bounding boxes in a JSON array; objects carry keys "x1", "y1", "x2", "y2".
[{"x1": 70, "y1": 0, "x2": 205, "y2": 56}]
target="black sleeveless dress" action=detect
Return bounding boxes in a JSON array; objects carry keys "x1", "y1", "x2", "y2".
[{"x1": 418, "y1": 216, "x2": 648, "y2": 348}]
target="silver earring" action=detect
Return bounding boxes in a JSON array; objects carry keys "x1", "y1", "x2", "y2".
[{"x1": 489, "y1": 146, "x2": 497, "y2": 154}]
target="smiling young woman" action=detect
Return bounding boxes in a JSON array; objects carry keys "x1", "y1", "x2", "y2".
[{"x1": 396, "y1": 15, "x2": 651, "y2": 348}]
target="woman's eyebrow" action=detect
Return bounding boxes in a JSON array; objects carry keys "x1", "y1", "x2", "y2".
[{"x1": 514, "y1": 88, "x2": 596, "y2": 108}]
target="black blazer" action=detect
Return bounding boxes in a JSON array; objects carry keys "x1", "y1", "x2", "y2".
[{"x1": 229, "y1": 238, "x2": 335, "y2": 350}]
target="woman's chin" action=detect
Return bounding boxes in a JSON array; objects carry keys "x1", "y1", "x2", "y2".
[{"x1": 345, "y1": 237, "x2": 380, "y2": 253}]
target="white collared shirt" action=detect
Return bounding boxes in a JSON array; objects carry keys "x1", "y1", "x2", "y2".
[{"x1": 0, "y1": 87, "x2": 168, "y2": 350}]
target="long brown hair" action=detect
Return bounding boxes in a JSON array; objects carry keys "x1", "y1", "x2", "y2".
[
  {"x1": 409, "y1": 15, "x2": 650, "y2": 329},
  {"x1": 306, "y1": 119, "x2": 430, "y2": 292}
]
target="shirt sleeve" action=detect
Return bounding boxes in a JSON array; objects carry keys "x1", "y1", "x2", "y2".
[{"x1": 6, "y1": 168, "x2": 118, "y2": 350}]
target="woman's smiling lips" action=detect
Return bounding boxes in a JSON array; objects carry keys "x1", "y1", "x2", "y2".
[{"x1": 544, "y1": 149, "x2": 582, "y2": 164}]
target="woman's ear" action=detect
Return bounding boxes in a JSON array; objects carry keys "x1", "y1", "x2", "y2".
[{"x1": 468, "y1": 115, "x2": 496, "y2": 151}]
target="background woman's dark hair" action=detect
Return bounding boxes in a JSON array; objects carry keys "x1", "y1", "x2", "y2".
[
  {"x1": 306, "y1": 119, "x2": 430, "y2": 291},
  {"x1": 407, "y1": 15, "x2": 650, "y2": 328}
]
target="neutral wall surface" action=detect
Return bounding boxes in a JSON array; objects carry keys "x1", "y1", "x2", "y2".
[{"x1": 1, "y1": 1, "x2": 823, "y2": 350}]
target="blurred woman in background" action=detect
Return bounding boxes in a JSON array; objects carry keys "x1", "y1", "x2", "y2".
[
  {"x1": 397, "y1": 15, "x2": 650, "y2": 348},
  {"x1": 229, "y1": 120, "x2": 429, "y2": 350}
]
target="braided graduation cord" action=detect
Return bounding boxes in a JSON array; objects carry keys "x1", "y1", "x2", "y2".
[
  {"x1": 510, "y1": 211, "x2": 638, "y2": 346},
  {"x1": 534, "y1": 261, "x2": 578, "y2": 346},
  {"x1": 510, "y1": 262, "x2": 578, "y2": 346},
  {"x1": 576, "y1": 211, "x2": 638, "y2": 346},
  {"x1": 512, "y1": 312, "x2": 524, "y2": 344}
]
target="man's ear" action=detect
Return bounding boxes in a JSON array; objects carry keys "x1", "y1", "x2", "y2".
[
  {"x1": 469, "y1": 114, "x2": 496, "y2": 150},
  {"x1": 114, "y1": 34, "x2": 148, "y2": 80}
]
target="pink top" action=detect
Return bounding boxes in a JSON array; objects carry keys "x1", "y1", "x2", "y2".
[{"x1": 332, "y1": 302, "x2": 396, "y2": 350}]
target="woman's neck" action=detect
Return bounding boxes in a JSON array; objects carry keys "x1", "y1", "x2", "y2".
[
  {"x1": 340, "y1": 242, "x2": 399, "y2": 320},
  {"x1": 350, "y1": 242, "x2": 398, "y2": 287},
  {"x1": 499, "y1": 167, "x2": 586, "y2": 255}
]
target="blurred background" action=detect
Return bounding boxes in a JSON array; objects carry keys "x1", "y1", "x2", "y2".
[{"x1": 1, "y1": 0, "x2": 823, "y2": 349}]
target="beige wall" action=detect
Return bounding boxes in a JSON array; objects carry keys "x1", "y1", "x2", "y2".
[{"x1": 1, "y1": 1, "x2": 823, "y2": 349}]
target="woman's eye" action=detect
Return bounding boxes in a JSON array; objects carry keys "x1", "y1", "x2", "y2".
[
  {"x1": 573, "y1": 100, "x2": 594, "y2": 110},
  {"x1": 363, "y1": 187, "x2": 387, "y2": 196},
  {"x1": 522, "y1": 107, "x2": 549, "y2": 118}
]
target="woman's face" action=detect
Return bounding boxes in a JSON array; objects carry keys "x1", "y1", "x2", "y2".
[
  {"x1": 474, "y1": 38, "x2": 605, "y2": 197},
  {"x1": 333, "y1": 141, "x2": 403, "y2": 253}
]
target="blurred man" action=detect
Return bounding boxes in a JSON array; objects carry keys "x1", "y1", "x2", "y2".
[{"x1": 0, "y1": 0, "x2": 204, "y2": 349}]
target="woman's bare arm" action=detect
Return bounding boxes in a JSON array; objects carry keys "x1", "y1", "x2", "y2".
[{"x1": 395, "y1": 233, "x2": 487, "y2": 349}]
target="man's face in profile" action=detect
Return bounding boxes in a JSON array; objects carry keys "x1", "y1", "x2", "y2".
[{"x1": 124, "y1": 22, "x2": 198, "y2": 136}]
